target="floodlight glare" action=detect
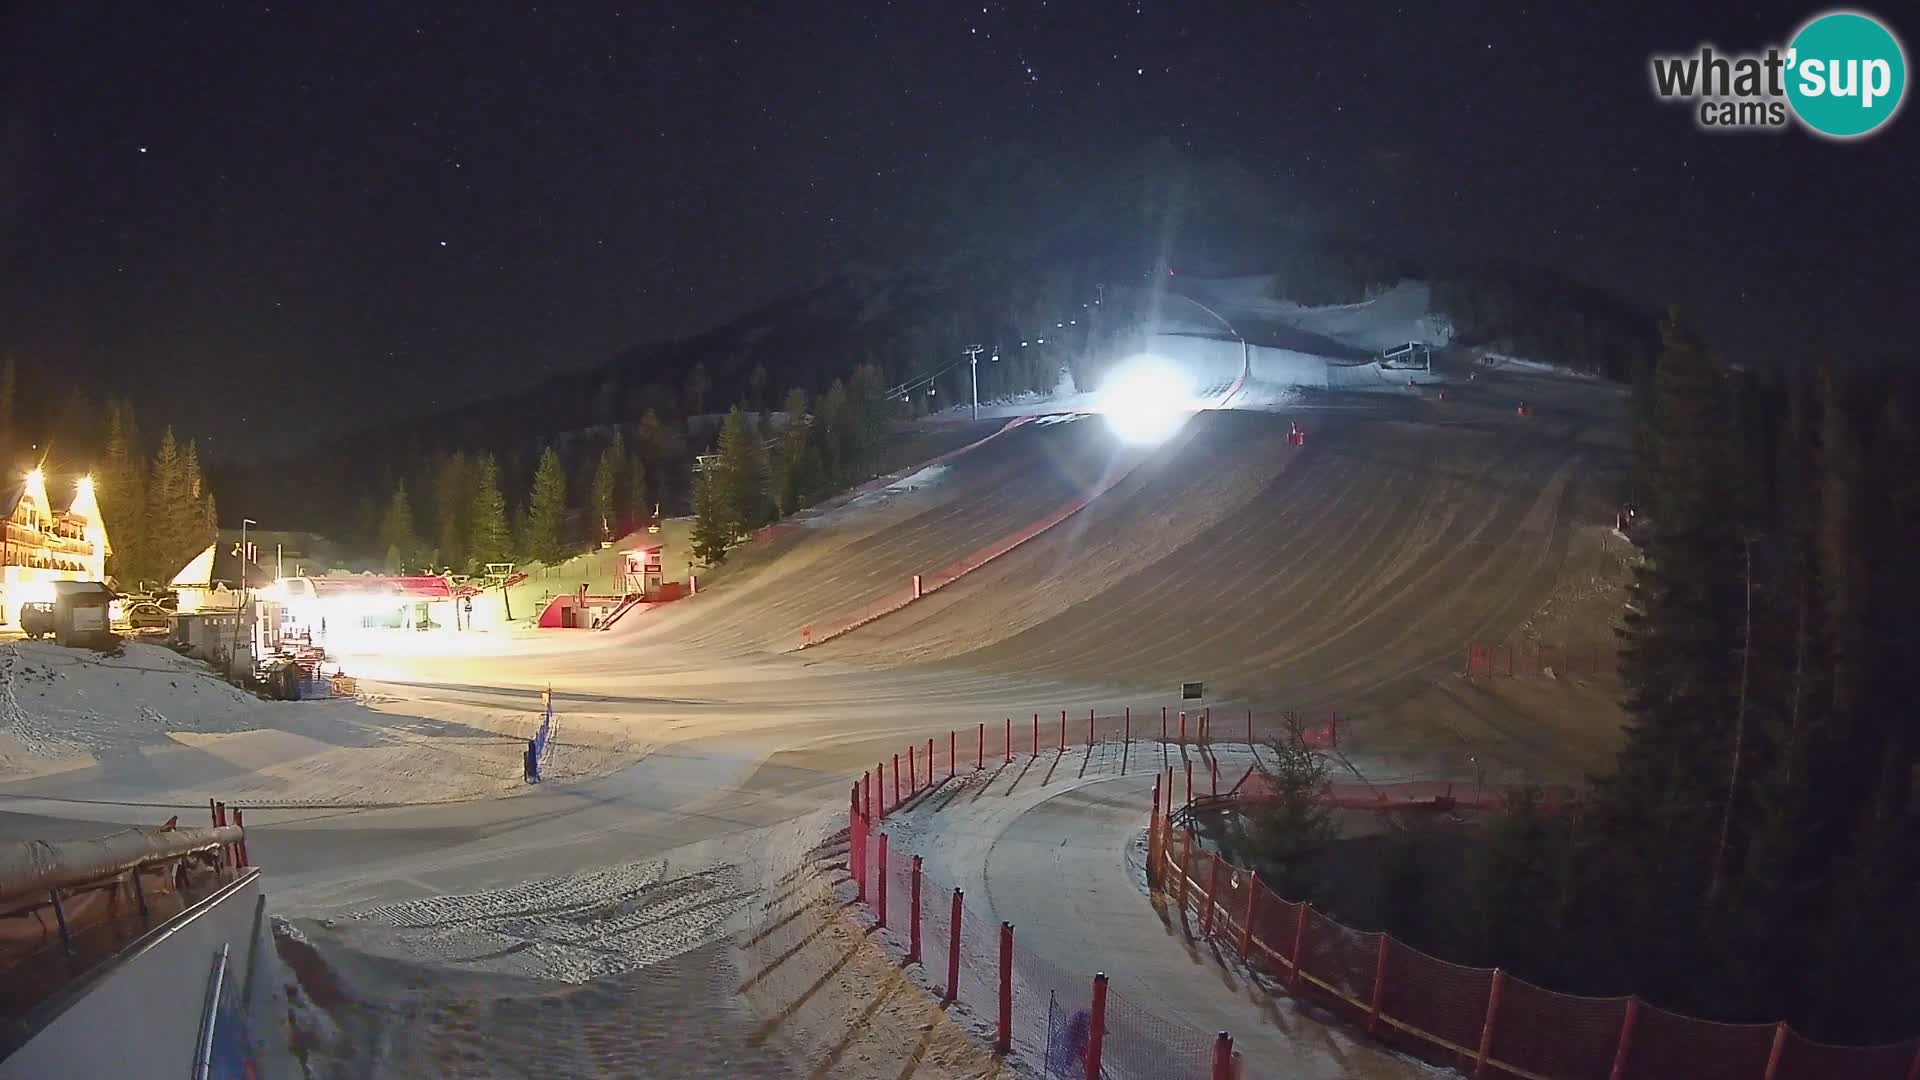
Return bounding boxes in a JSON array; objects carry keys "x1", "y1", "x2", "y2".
[{"x1": 1098, "y1": 359, "x2": 1195, "y2": 445}]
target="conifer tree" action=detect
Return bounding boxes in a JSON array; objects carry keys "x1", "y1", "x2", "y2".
[
  {"x1": 591, "y1": 433, "x2": 623, "y2": 543},
  {"x1": 101, "y1": 400, "x2": 148, "y2": 583},
  {"x1": 433, "y1": 452, "x2": 469, "y2": 572},
  {"x1": 380, "y1": 480, "x2": 419, "y2": 573},
  {"x1": 525, "y1": 446, "x2": 568, "y2": 563},
  {"x1": 467, "y1": 453, "x2": 511, "y2": 571}
]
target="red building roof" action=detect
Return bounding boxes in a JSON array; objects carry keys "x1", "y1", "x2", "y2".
[{"x1": 305, "y1": 576, "x2": 452, "y2": 600}]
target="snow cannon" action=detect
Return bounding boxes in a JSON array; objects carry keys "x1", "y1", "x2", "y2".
[{"x1": 1287, "y1": 422, "x2": 1306, "y2": 447}]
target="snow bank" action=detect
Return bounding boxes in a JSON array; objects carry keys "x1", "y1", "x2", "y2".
[{"x1": 0, "y1": 640, "x2": 264, "y2": 770}]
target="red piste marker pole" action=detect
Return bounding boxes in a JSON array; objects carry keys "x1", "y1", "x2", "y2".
[
  {"x1": 1179, "y1": 710, "x2": 1187, "y2": 745},
  {"x1": 233, "y1": 809, "x2": 248, "y2": 868},
  {"x1": 876, "y1": 833, "x2": 889, "y2": 928},
  {"x1": 1085, "y1": 973, "x2": 1108, "y2": 1080},
  {"x1": 909, "y1": 855, "x2": 922, "y2": 963},
  {"x1": 997, "y1": 922, "x2": 1014, "y2": 1055},
  {"x1": 851, "y1": 785, "x2": 866, "y2": 901},
  {"x1": 946, "y1": 889, "x2": 964, "y2": 1002},
  {"x1": 1211, "y1": 1032, "x2": 1235, "y2": 1080},
  {"x1": 909, "y1": 743, "x2": 917, "y2": 793},
  {"x1": 893, "y1": 754, "x2": 900, "y2": 811}
]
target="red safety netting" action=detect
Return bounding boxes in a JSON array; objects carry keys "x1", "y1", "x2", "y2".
[
  {"x1": 1378, "y1": 939, "x2": 1495, "y2": 1062},
  {"x1": 1484, "y1": 974, "x2": 1626, "y2": 1080},
  {"x1": 1295, "y1": 908, "x2": 1380, "y2": 1023},
  {"x1": 1772, "y1": 1029, "x2": 1920, "y2": 1080},
  {"x1": 1618, "y1": 1000, "x2": 1776, "y2": 1079}
]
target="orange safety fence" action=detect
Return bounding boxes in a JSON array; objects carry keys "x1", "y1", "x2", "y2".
[{"x1": 1147, "y1": 802, "x2": 1920, "y2": 1080}]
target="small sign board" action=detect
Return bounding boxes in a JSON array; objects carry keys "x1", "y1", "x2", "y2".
[{"x1": 1180, "y1": 681, "x2": 1204, "y2": 701}]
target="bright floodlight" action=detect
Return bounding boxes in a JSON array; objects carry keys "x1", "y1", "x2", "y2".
[{"x1": 1099, "y1": 359, "x2": 1195, "y2": 445}]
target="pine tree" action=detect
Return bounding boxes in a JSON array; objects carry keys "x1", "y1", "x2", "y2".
[
  {"x1": 591, "y1": 433, "x2": 623, "y2": 543},
  {"x1": 467, "y1": 453, "x2": 511, "y2": 571},
  {"x1": 689, "y1": 459, "x2": 732, "y2": 565},
  {"x1": 634, "y1": 408, "x2": 683, "y2": 464},
  {"x1": 525, "y1": 446, "x2": 568, "y2": 563},
  {"x1": 716, "y1": 406, "x2": 768, "y2": 531},
  {"x1": 101, "y1": 400, "x2": 147, "y2": 584},
  {"x1": 748, "y1": 363, "x2": 768, "y2": 412},
  {"x1": 146, "y1": 427, "x2": 198, "y2": 584},
  {"x1": 0, "y1": 355, "x2": 14, "y2": 463},
  {"x1": 624, "y1": 449, "x2": 649, "y2": 525},
  {"x1": 684, "y1": 361, "x2": 710, "y2": 416},
  {"x1": 774, "y1": 387, "x2": 811, "y2": 514},
  {"x1": 1234, "y1": 718, "x2": 1338, "y2": 901},
  {"x1": 380, "y1": 481, "x2": 419, "y2": 573},
  {"x1": 433, "y1": 452, "x2": 469, "y2": 572}
]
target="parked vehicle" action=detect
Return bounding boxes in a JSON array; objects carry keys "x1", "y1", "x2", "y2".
[
  {"x1": 19, "y1": 602, "x2": 54, "y2": 640},
  {"x1": 124, "y1": 602, "x2": 172, "y2": 632}
]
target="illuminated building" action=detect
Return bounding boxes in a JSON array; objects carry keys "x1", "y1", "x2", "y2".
[{"x1": 1, "y1": 470, "x2": 110, "y2": 627}]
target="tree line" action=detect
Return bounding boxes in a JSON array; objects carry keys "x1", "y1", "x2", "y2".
[
  {"x1": 95, "y1": 400, "x2": 220, "y2": 589},
  {"x1": 1456, "y1": 317, "x2": 1919, "y2": 1043},
  {"x1": 691, "y1": 367, "x2": 891, "y2": 565}
]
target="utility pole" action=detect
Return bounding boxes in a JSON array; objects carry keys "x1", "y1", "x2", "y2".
[{"x1": 963, "y1": 345, "x2": 985, "y2": 421}]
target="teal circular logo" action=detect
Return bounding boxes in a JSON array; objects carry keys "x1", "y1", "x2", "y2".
[{"x1": 1786, "y1": 11, "x2": 1907, "y2": 138}]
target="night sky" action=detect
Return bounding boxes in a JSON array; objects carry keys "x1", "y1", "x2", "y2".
[{"x1": 3, "y1": 2, "x2": 1914, "y2": 456}]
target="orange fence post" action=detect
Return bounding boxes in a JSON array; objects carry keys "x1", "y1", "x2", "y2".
[
  {"x1": 1290, "y1": 907, "x2": 1309, "y2": 991},
  {"x1": 851, "y1": 785, "x2": 866, "y2": 902},
  {"x1": 1202, "y1": 853, "x2": 1222, "y2": 936},
  {"x1": 1474, "y1": 968, "x2": 1506, "y2": 1079},
  {"x1": 1085, "y1": 973, "x2": 1108, "y2": 1080},
  {"x1": 997, "y1": 922, "x2": 1014, "y2": 1055},
  {"x1": 946, "y1": 889, "x2": 963, "y2": 1002},
  {"x1": 877, "y1": 834, "x2": 889, "y2": 928},
  {"x1": 1178, "y1": 831, "x2": 1194, "y2": 913},
  {"x1": 1241, "y1": 872, "x2": 1259, "y2": 958},
  {"x1": 908, "y1": 854, "x2": 922, "y2": 963},
  {"x1": 1148, "y1": 777, "x2": 1163, "y2": 890},
  {"x1": 1609, "y1": 996, "x2": 1640, "y2": 1080},
  {"x1": 1367, "y1": 935, "x2": 1390, "y2": 1035},
  {"x1": 1763, "y1": 1022, "x2": 1788, "y2": 1080},
  {"x1": 1211, "y1": 1032, "x2": 1234, "y2": 1080}
]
